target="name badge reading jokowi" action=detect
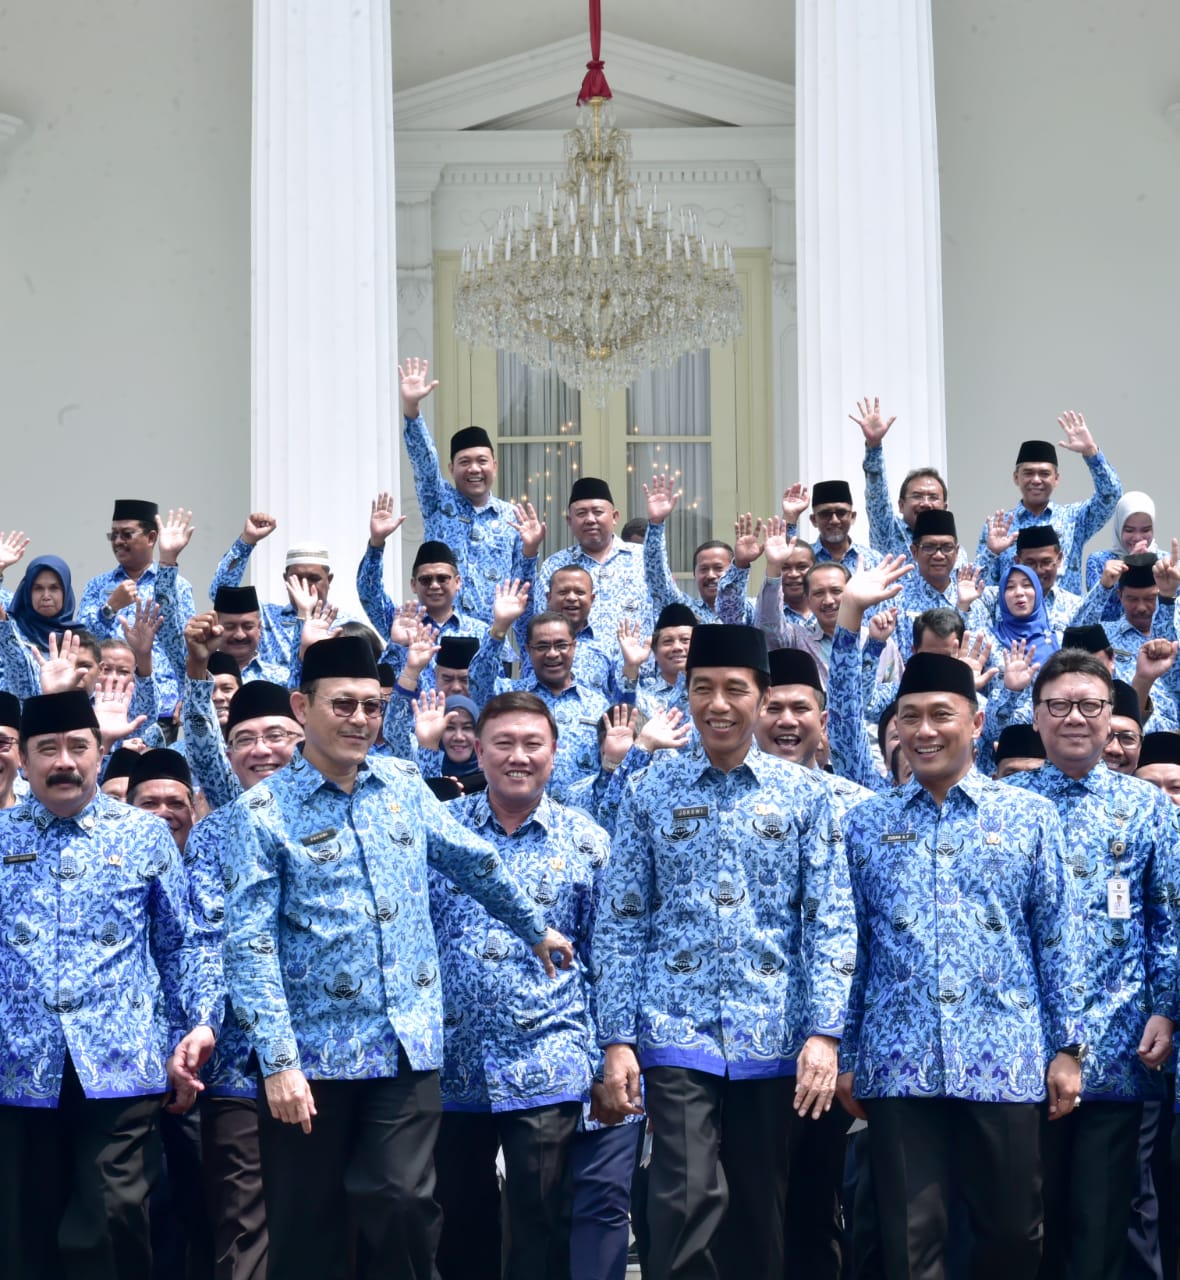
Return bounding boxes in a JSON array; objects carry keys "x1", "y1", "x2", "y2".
[
  {"x1": 1108, "y1": 878, "x2": 1131, "y2": 920},
  {"x1": 673, "y1": 806, "x2": 710, "y2": 821}
]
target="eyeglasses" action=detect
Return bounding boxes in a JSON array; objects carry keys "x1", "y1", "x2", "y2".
[
  {"x1": 1036, "y1": 698, "x2": 1110, "y2": 719},
  {"x1": 313, "y1": 695, "x2": 387, "y2": 719},
  {"x1": 813, "y1": 507, "x2": 852, "y2": 521},
  {"x1": 1109, "y1": 730, "x2": 1142, "y2": 749},
  {"x1": 528, "y1": 641, "x2": 573, "y2": 655},
  {"x1": 228, "y1": 729, "x2": 303, "y2": 751},
  {"x1": 105, "y1": 530, "x2": 141, "y2": 543},
  {"x1": 915, "y1": 542, "x2": 958, "y2": 558},
  {"x1": 0, "y1": 735, "x2": 17, "y2": 754},
  {"x1": 414, "y1": 574, "x2": 454, "y2": 587}
]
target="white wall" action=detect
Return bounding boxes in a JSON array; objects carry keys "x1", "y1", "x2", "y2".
[
  {"x1": 934, "y1": 0, "x2": 1180, "y2": 563},
  {"x1": 0, "y1": 1, "x2": 252, "y2": 608}
]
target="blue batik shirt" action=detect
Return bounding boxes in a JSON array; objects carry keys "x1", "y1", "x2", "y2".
[
  {"x1": 841, "y1": 771, "x2": 1085, "y2": 1102},
  {"x1": 593, "y1": 742, "x2": 855, "y2": 1079},
  {"x1": 0, "y1": 790, "x2": 222, "y2": 1106},
  {"x1": 642, "y1": 522, "x2": 752, "y2": 625},
  {"x1": 403, "y1": 414, "x2": 530, "y2": 624},
  {"x1": 539, "y1": 538, "x2": 653, "y2": 640},
  {"x1": 221, "y1": 750, "x2": 546, "y2": 1081},
  {"x1": 973, "y1": 451, "x2": 1122, "y2": 595},
  {"x1": 826, "y1": 627, "x2": 892, "y2": 793},
  {"x1": 78, "y1": 563, "x2": 195, "y2": 714},
  {"x1": 1004, "y1": 763, "x2": 1180, "y2": 1100},
  {"x1": 431, "y1": 792, "x2": 608, "y2": 1113}
]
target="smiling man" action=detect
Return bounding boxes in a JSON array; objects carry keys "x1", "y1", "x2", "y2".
[
  {"x1": 221, "y1": 634, "x2": 574, "y2": 1279},
  {"x1": 838, "y1": 651, "x2": 1085, "y2": 1278},
  {"x1": 0, "y1": 689, "x2": 219, "y2": 1276},
  {"x1": 594, "y1": 624, "x2": 855, "y2": 1280},
  {"x1": 1004, "y1": 649, "x2": 1179, "y2": 1278}
]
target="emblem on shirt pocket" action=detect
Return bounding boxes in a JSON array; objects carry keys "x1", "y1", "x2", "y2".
[
  {"x1": 324, "y1": 971, "x2": 363, "y2": 1000},
  {"x1": 709, "y1": 878, "x2": 747, "y2": 908},
  {"x1": 365, "y1": 896, "x2": 399, "y2": 923},
  {"x1": 5, "y1": 918, "x2": 39, "y2": 947},
  {"x1": 750, "y1": 951, "x2": 784, "y2": 978},
  {"x1": 664, "y1": 949, "x2": 702, "y2": 975}
]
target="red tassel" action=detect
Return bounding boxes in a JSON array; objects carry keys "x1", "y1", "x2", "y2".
[{"x1": 575, "y1": 0, "x2": 613, "y2": 104}]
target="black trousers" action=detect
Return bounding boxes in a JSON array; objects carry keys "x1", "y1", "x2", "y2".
[
  {"x1": 1040, "y1": 1099, "x2": 1142, "y2": 1280},
  {"x1": 864, "y1": 1096, "x2": 1043, "y2": 1280},
  {"x1": 433, "y1": 1100, "x2": 581, "y2": 1280},
  {"x1": 154, "y1": 1106, "x2": 215, "y2": 1280},
  {"x1": 784, "y1": 1099, "x2": 848, "y2": 1279},
  {"x1": 643, "y1": 1067, "x2": 795, "y2": 1280},
  {"x1": 0, "y1": 1055, "x2": 163, "y2": 1280},
  {"x1": 201, "y1": 1096, "x2": 268, "y2": 1280},
  {"x1": 256, "y1": 1063, "x2": 443, "y2": 1280}
]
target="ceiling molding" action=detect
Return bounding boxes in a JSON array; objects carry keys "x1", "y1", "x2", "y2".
[{"x1": 393, "y1": 33, "x2": 792, "y2": 132}]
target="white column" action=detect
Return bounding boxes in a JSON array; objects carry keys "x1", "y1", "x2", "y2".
[
  {"x1": 795, "y1": 0, "x2": 946, "y2": 511},
  {"x1": 252, "y1": 0, "x2": 400, "y2": 615}
]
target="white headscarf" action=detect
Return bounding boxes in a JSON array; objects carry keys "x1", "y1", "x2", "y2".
[{"x1": 1111, "y1": 491, "x2": 1159, "y2": 553}]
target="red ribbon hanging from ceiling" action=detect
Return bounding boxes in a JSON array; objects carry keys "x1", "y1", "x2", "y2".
[{"x1": 576, "y1": 0, "x2": 613, "y2": 104}]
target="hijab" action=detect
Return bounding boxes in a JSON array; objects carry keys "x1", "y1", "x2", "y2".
[
  {"x1": 7, "y1": 555, "x2": 78, "y2": 653},
  {"x1": 996, "y1": 564, "x2": 1058, "y2": 669},
  {"x1": 1111, "y1": 491, "x2": 1160, "y2": 554},
  {"x1": 440, "y1": 694, "x2": 481, "y2": 777}
]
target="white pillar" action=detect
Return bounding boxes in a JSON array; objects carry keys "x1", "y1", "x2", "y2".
[
  {"x1": 795, "y1": 0, "x2": 946, "y2": 512},
  {"x1": 251, "y1": 0, "x2": 400, "y2": 616}
]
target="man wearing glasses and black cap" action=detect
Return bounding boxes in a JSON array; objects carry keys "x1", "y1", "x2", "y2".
[{"x1": 221, "y1": 634, "x2": 575, "y2": 1279}]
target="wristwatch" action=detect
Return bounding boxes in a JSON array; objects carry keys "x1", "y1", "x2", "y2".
[
  {"x1": 1059, "y1": 1043, "x2": 1088, "y2": 1065},
  {"x1": 100, "y1": 604, "x2": 116, "y2": 623}
]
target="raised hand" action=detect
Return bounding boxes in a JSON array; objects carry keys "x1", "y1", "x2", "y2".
[
  {"x1": 1135, "y1": 638, "x2": 1179, "y2": 686},
  {"x1": 0, "y1": 530, "x2": 29, "y2": 573},
  {"x1": 636, "y1": 706, "x2": 693, "y2": 754},
  {"x1": 600, "y1": 705, "x2": 640, "y2": 770},
  {"x1": 644, "y1": 473, "x2": 682, "y2": 526},
  {"x1": 733, "y1": 513, "x2": 766, "y2": 570},
  {"x1": 617, "y1": 618, "x2": 652, "y2": 675},
  {"x1": 411, "y1": 688, "x2": 448, "y2": 750},
  {"x1": 92, "y1": 674, "x2": 148, "y2": 749},
  {"x1": 867, "y1": 607, "x2": 897, "y2": 644},
  {"x1": 1057, "y1": 410, "x2": 1097, "y2": 458},
  {"x1": 1101, "y1": 558, "x2": 1129, "y2": 590},
  {"x1": 119, "y1": 599, "x2": 163, "y2": 674},
  {"x1": 33, "y1": 630, "x2": 84, "y2": 694},
  {"x1": 1002, "y1": 638, "x2": 1041, "y2": 693},
  {"x1": 156, "y1": 509, "x2": 195, "y2": 567},
  {"x1": 848, "y1": 397, "x2": 897, "y2": 449},
  {"x1": 368, "y1": 493, "x2": 404, "y2": 549},
  {"x1": 1153, "y1": 538, "x2": 1180, "y2": 598},
  {"x1": 398, "y1": 356, "x2": 440, "y2": 419},
  {"x1": 298, "y1": 601, "x2": 340, "y2": 656},
  {"x1": 490, "y1": 578, "x2": 530, "y2": 640},
  {"x1": 106, "y1": 579, "x2": 140, "y2": 613},
  {"x1": 508, "y1": 502, "x2": 547, "y2": 558},
  {"x1": 956, "y1": 564, "x2": 985, "y2": 610},
  {"x1": 780, "y1": 483, "x2": 811, "y2": 525},
  {"x1": 842, "y1": 556, "x2": 914, "y2": 612},
  {"x1": 184, "y1": 612, "x2": 224, "y2": 668},
  {"x1": 241, "y1": 512, "x2": 277, "y2": 546},
  {"x1": 389, "y1": 600, "x2": 427, "y2": 648},
  {"x1": 763, "y1": 517, "x2": 796, "y2": 576},
  {"x1": 402, "y1": 620, "x2": 441, "y2": 678},
  {"x1": 985, "y1": 509, "x2": 1017, "y2": 556},
  {"x1": 958, "y1": 632, "x2": 997, "y2": 690},
  {"x1": 285, "y1": 575, "x2": 317, "y2": 621}
]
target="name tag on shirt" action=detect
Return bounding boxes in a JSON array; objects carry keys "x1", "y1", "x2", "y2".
[
  {"x1": 302, "y1": 828, "x2": 338, "y2": 846},
  {"x1": 673, "y1": 806, "x2": 710, "y2": 821},
  {"x1": 1108, "y1": 877, "x2": 1131, "y2": 920},
  {"x1": 3, "y1": 852, "x2": 36, "y2": 865},
  {"x1": 881, "y1": 832, "x2": 918, "y2": 844}
]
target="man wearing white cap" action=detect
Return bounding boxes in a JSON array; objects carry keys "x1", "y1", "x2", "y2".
[{"x1": 208, "y1": 512, "x2": 363, "y2": 668}]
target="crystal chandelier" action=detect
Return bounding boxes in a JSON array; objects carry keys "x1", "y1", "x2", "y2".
[{"x1": 452, "y1": 3, "x2": 744, "y2": 406}]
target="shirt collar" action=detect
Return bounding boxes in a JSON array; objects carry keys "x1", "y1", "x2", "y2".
[
  {"x1": 27, "y1": 788, "x2": 106, "y2": 834},
  {"x1": 1029, "y1": 759, "x2": 1108, "y2": 798},
  {"x1": 286, "y1": 747, "x2": 378, "y2": 799},
  {"x1": 470, "y1": 791, "x2": 555, "y2": 836},
  {"x1": 900, "y1": 767, "x2": 990, "y2": 811}
]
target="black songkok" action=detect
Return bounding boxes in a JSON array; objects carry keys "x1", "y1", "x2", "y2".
[
  {"x1": 214, "y1": 586, "x2": 260, "y2": 615},
  {"x1": 1015, "y1": 441, "x2": 1058, "y2": 467},
  {"x1": 897, "y1": 652, "x2": 977, "y2": 706},
  {"x1": 102, "y1": 747, "x2": 141, "y2": 782},
  {"x1": 449, "y1": 426, "x2": 494, "y2": 459},
  {"x1": 0, "y1": 691, "x2": 19, "y2": 732},
  {"x1": 436, "y1": 636, "x2": 480, "y2": 671},
  {"x1": 1016, "y1": 525, "x2": 1060, "y2": 552},
  {"x1": 1138, "y1": 733, "x2": 1180, "y2": 769},
  {"x1": 413, "y1": 541, "x2": 458, "y2": 571},
  {"x1": 810, "y1": 480, "x2": 853, "y2": 508},
  {"x1": 995, "y1": 724, "x2": 1046, "y2": 763},
  {"x1": 226, "y1": 681, "x2": 294, "y2": 734},
  {"x1": 20, "y1": 690, "x2": 99, "y2": 738},
  {"x1": 685, "y1": 624, "x2": 769, "y2": 677},
  {"x1": 127, "y1": 748, "x2": 193, "y2": 794},
  {"x1": 207, "y1": 651, "x2": 243, "y2": 682},
  {"x1": 1061, "y1": 624, "x2": 1110, "y2": 654},
  {"x1": 111, "y1": 499, "x2": 158, "y2": 523},
  {"x1": 1111, "y1": 680, "x2": 1143, "y2": 727},
  {"x1": 1119, "y1": 555, "x2": 1158, "y2": 590},
  {"x1": 912, "y1": 510, "x2": 957, "y2": 541},
  {"x1": 301, "y1": 635, "x2": 380, "y2": 685},
  {"x1": 568, "y1": 478, "x2": 614, "y2": 505},
  {"x1": 655, "y1": 603, "x2": 699, "y2": 632},
  {"x1": 767, "y1": 647, "x2": 823, "y2": 691}
]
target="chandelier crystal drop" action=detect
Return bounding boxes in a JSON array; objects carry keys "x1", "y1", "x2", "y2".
[{"x1": 453, "y1": 93, "x2": 744, "y2": 405}]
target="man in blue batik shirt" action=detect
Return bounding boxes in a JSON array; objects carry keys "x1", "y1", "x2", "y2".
[
  {"x1": 973, "y1": 413, "x2": 1122, "y2": 595},
  {"x1": 77, "y1": 498, "x2": 196, "y2": 717},
  {"x1": 837, "y1": 651, "x2": 1086, "y2": 1279},
  {"x1": 221, "y1": 634, "x2": 575, "y2": 1280},
  {"x1": 1004, "y1": 648, "x2": 1179, "y2": 1279},
  {"x1": 781, "y1": 478, "x2": 883, "y2": 575},
  {"x1": 396, "y1": 356, "x2": 533, "y2": 625},
  {"x1": 0, "y1": 689, "x2": 220, "y2": 1277},
  {"x1": 431, "y1": 690, "x2": 611, "y2": 1280},
  {"x1": 594, "y1": 624, "x2": 856, "y2": 1280}
]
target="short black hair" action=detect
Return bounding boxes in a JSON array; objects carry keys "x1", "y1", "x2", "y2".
[
  {"x1": 1032, "y1": 650, "x2": 1113, "y2": 704},
  {"x1": 898, "y1": 467, "x2": 947, "y2": 505},
  {"x1": 805, "y1": 562, "x2": 851, "y2": 591},
  {"x1": 693, "y1": 540, "x2": 734, "y2": 565},
  {"x1": 72, "y1": 629, "x2": 102, "y2": 665},
  {"x1": 337, "y1": 621, "x2": 384, "y2": 662},
  {"x1": 476, "y1": 691, "x2": 558, "y2": 741},
  {"x1": 913, "y1": 609, "x2": 965, "y2": 650},
  {"x1": 526, "y1": 611, "x2": 576, "y2": 644}
]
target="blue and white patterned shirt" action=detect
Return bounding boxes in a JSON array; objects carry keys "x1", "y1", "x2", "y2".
[
  {"x1": 1004, "y1": 762, "x2": 1180, "y2": 1100},
  {"x1": 432, "y1": 792, "x2": 608, "y2": 1112},
  {"x1": 403, "y1": 414, "x2": 530, "y2": 624},
  {"x1": 966, "y1": 582, "x2": 1084, "y2": 645},
  {"x1": 78, "y1": 563, "x2": 195, "y2": 715},
  {"x1": 826, "y1": 627, "x2": 892, "y2": 793},
  {"x1": 841, "y1": 771, "x2": 1085, "y2": 1102},
  {"x1": 538, "y1": 538, "x2": 653, "y2": 640},
  {"x1": 0, "y1": 790, "x2": 222, "y2": 1106},
  {"x1": 641, "y1": 521, "x2": 752, "y2": 625},
  {"x1": 221, "y1": 750, "x2": 546, "y2": 1081},
  {"x1": 593, "y1": 742, "x2": 855, "y2": 1079},
  {"x1": 973, "y1": 451, "x2": 1122, "y2": 595}
]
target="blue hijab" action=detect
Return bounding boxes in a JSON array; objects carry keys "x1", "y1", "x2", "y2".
[
  {"x1": 995, "y1": 564, "x2": 1058, "y2": 668},
  {"x1": 8, "y1": 555, "x2": 78, "y2": 653}
]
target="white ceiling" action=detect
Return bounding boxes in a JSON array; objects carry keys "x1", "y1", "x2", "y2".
[{"x1": 389, "y1": 0, "x2": 794, "y2": 93}]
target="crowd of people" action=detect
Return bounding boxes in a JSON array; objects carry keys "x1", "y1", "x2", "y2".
[{"x1": 2, "y1": 355, "x2": 1180, "y2": 1280}]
